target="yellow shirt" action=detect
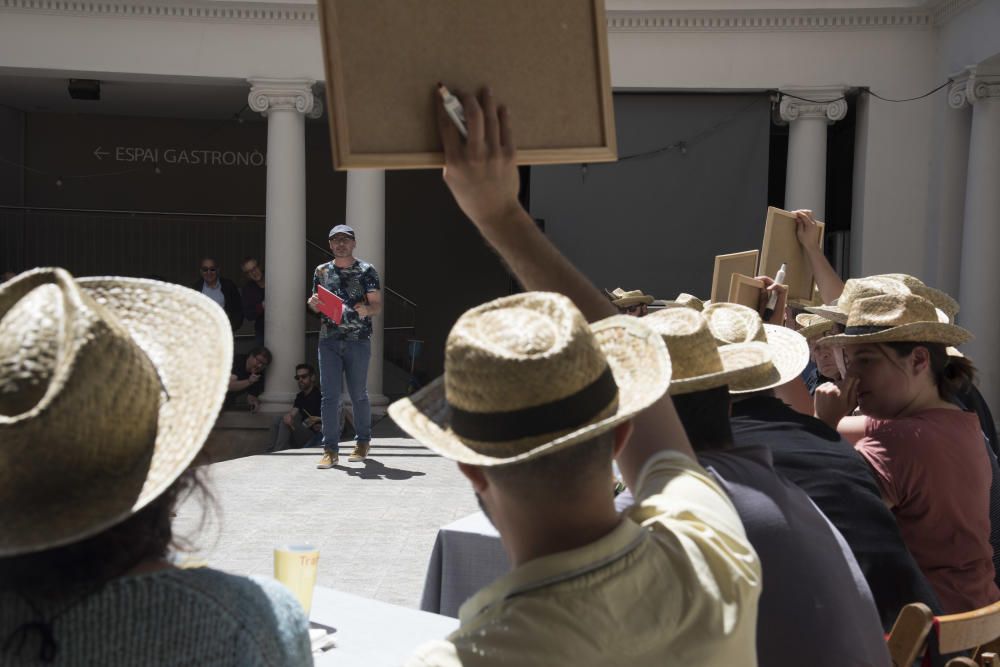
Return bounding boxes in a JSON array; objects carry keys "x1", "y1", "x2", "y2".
[{"x1": 406, "y1": 451, "x2": 761, "y2": 666}]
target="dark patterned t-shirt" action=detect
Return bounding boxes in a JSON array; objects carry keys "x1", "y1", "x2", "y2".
[{"x1": 312, "y1": 259, "x2": 380, "y2": 341}]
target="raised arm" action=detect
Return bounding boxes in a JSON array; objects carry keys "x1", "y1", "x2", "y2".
[
  {"x1": 436, "y1": 87, "x2": 695, "y2": 488},
  {"x1": 794, "y1": 210, "x2": 844, "y2": 304}
]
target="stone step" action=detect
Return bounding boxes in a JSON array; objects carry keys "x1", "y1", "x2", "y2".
[{"x1": 199, "y1": 407, "x2": 397, "y2": 465}]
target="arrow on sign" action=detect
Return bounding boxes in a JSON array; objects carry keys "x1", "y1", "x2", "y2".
[{"x1": 93, "y1": 146, "x2": 110, "y2": 160}]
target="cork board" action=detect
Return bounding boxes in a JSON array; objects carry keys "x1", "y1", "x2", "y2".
[
  {"x1": 317, "y1": 0, "x2": 617, "y2": 170},
  {"x1": 729, "y1": 274, "x2": 765, "y2": 310},
  {"x1": 759, "y1": 206, "x2": 825, "y2": 303},
  {"x1": 711, "y1": 250, "x2": 759, "y2": 304}
]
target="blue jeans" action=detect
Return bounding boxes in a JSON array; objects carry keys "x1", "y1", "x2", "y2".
[{"x1": 318, "y1": 337, "x2": 371, "y2": 448}]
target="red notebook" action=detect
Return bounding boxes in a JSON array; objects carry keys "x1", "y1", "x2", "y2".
[{"x1": 316, "y1": 285, "x2": 344, "y2": 325}]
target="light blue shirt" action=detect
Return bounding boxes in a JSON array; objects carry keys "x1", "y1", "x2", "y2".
[{"x1": 201, "y1": 281, "x2": 226, "y2": 308}]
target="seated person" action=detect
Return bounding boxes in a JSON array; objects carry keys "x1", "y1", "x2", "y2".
[
  {"x1": 270, "y1": 363, "x2": 323, "y2": 452},
  {"x1": 816, "y1": 293, "x2": 999, "y2": 613},
  {"x1": 0, "y1": 268, "x2": 310, "y2": 665},
  {"x1": 227, "y1": 346, "x2": 271, "y2": 413},
  {"x1": 727, "y1": 354, "x2": 942, "y2": 628},
  {"x1": 643, "y1": 304, "x2": 890, "y2": 666},
  {"x1": 796, "y1": 313, "x2": 843, "y2": 394},
  {"x1": 399, "y1": 88, "x2": 761, "y2": 666}
]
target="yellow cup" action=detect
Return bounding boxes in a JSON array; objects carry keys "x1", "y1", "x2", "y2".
[{"x1": 274, "y1": 544, "x2": 320, "y2": 615}]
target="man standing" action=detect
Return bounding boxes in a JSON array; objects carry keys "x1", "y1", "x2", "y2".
[
  {"x1": 241, "y1": 256, "x2": 266, "y2": 346},
  {"x1": 191, "y1": 258, "x2": 243, "y2": 332},
  {"x1": 307, "y1": 224, "x2": 381, "y2": 468},
  {"x1": 269, "y1": 363, "x2": 323, "y2": 452}
]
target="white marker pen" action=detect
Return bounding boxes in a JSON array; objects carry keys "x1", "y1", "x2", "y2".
[
  {"x1": 763, "y1": 262, "x2": 787, "y2": 321},
  {"x1": 437, "y1": 83, "x2": 468, "y2": 139}
]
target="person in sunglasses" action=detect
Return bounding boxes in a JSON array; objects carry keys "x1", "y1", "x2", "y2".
[
  {"x1": 269, "y1": 363, "x2": 324, "y2": 451},
  {"x1": 191, "y1": 257, "x2": 244, "y2": 332}
]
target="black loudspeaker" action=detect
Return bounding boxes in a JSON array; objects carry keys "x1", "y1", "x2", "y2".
[{"x1": 68, "y1": 79, "x2": 101, "y2": 101}]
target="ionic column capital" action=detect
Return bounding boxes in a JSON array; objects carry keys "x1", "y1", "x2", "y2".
[
  {"x1": 948, "y1": 69, "x2": 973, "y2": 109},
  {"x1": 778, "y1": 87, "x2": 848, "y2": 124},
  {"x1": 247, "y1": 78, "x2": 322, "y2": 118},
  {"x1": 950, "y1": 67, "x2": 1000, "y2": 109},
  {"x1": 967, "y1": 68, "x2": 1000, "y2": 106}
]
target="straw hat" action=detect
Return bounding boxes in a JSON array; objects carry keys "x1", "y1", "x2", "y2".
[
  {"x1": 806, "y1": 276, "x2": 952, "y2": 325},
  {"x1": 795, "y1": 313, "x2": 836, "y2": 340},
  {"x1": 805, "y1": 277, "x2": 911, "y2": 325},
  {"x1": 388, "y1": 292, "x2": 671, "y2": 466},
  {"x1": 817, "y1": 293, "x2": 972, "y2": 347},
  {"x1": 0, "y1": 268, "x2": 233, "y2": 556},
  {"x1": 674, "y1": 293, "x2": 705, "y2": 311},
  {"x1": 873, "y1": 274, "x2": 960, "y2": 323},
  {"x1": 643, "y1": 308, "x2": 774, "y2": 395},
  {"x1": 605, "y1": 287, "x2": 655, "y2": 308},
  {"x1": 648, "y1": 297, "x2": 703, "y2": 313},
  {"x1": 702, "y1": 303, "x2": 810, "y2": 393}
]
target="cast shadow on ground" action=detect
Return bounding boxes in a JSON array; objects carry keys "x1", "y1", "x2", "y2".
[{"x1": 343, "y1": 459, "x2": 427, "y2": 481}]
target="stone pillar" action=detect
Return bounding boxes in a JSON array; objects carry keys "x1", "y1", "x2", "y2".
[
  {"x1": 924, "y1": 72, "x2": 973, "y2": 296},
  {"x1": 957, "y1": 69, "x2": 1000, "y2": 418},
  {"x1": 779, "y1": 88, "x2": 848, "y2": 221},
  {"x1": 345, "y1": 170, "x2": 388, "y2": 407},
  {"x1": 247, "y1": 78, "x2": 322, "y2": 408}
]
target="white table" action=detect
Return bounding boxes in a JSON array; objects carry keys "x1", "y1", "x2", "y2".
[
  {"x1": 419, "y1": 512, "x2": 509, "y2": 618},
  {"x1": 311, "y1": 586, "x2": 458, "y2": 666}
]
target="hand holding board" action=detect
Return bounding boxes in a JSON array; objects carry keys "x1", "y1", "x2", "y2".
[
  {"x1": 316, "y1": 0, "x2": 616, "y2": 169},
  {"x1": 759, "y1": 206, "x2": 824, "y2": 304}
]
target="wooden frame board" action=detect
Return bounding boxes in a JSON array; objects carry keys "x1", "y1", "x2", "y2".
[
  {"x1": 759, "y1": 206, "x2": 825, "y2": 303},
  {"x1": 317, "y1": 0, "x2": 617, "y2": 170},
  {"x1": 729, "y1": 274, "x2": 765, "y2": 310},
  {"x1": 711, "y1": 250, "x2": 759, "y2": 304}
]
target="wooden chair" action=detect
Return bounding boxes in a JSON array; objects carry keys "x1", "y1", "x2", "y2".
[{"x1": 887, "y1": 600, "x2": 1000, "y2": 667}]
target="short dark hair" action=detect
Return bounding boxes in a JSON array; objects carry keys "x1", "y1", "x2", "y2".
[
  {"x1": 884, "y1": 341, "x2": 976, "y2": 403},
  {"x1": 249, "y1": 346, "x2": 273, "y2": 364},
  {"x1": 295, "y1": 363, "x2": 315, "y2": 376},
  {"x1": 671, "y1": 386, "x2": 734, "y2": 452},
  {"x1": 483, "y1": 430, "x2": 615, "y2": 499}
]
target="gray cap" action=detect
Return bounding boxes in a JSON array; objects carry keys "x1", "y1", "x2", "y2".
[{"x1": 328, "y1": 224, "x2": 356, "y2": 239}]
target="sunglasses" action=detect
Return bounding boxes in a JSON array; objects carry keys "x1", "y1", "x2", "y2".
[
  {"x1": 200, "y1": 266, "x2": 218, "y2": 273},
  {"x1": 621, "y1": 305, "x2": 642, "y2": 314},
  {"x1": 294, "y1": 373, "x2": 311, "y2": 380}
]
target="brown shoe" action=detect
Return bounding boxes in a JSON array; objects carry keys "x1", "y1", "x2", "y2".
[
  {"x1": 348, "y1": 441, "x2": 371, "y2": 463},
  {"x1": 316, "y1": 450, "x2": 338, "y2": 469}
]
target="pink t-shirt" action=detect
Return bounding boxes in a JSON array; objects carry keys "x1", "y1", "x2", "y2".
[{"x1": 857, "y1": 408, "x2": 998, "y2": 613}]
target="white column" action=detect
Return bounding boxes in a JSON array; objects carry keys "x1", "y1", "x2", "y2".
[
  {"x1": 345, "y1": 170, "x2": 388, "y2": 407},
  {"x1": 247, "y1": 78, "x2": 321, "y2": 408},
  {"x1": 779, "y1": 88, "x2": 848, "y2": 221},
  {"x1": 924, "y1": 73, "x2": 973, "y2": 296},
  {"x1": 957, "y1": 69, "x2": 1000, "y2": 419}
]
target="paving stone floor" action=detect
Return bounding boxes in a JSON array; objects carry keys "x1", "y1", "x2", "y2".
[{"x1": 173, "y1": 435, "x2": 479, "y2": 610}]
